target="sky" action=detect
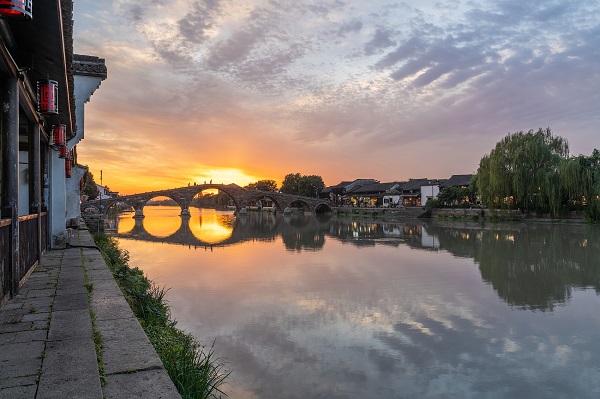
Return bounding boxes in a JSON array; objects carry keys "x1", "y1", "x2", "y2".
[{"x1": 73, "y1": 0, "x2": 600, "y2": 194}]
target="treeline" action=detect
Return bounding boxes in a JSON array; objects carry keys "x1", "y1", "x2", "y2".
[
  {"x1": 187, "y1": 173, "x2": 325, "y2": 210},
  {"x1": 476, "y1": 128, "x2": 600, "y2": 220},
  {"x1": 244, "y1": 173, "x2": 325, "y2": 198}
]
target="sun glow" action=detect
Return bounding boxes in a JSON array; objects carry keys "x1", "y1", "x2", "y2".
[
  {"x1": 191, "y1": 168, "x2": 264, "y2": 187},
  {"x1": 189, "y1": 209, "x2": 233, "y2": 244}
]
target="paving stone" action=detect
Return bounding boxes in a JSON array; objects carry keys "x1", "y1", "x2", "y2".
[
  {"x1": 102, "y1": 337, "x2": 164, "y2": 375},
  {"x1": 0, "y1": 321, "x2": 34, "y2": 334},
  {"x1": 0, "y1": 340, "x2": 45, "y2": 362},
  {"x1": 96, "y1": 317, "x2": 144, "y2": 341},
  {"x1": 47, "y1": 309, "x2": 92, "y2": 342},
  {"x1": 55, "y1": 284, "x2": 87, "y2": 296},
  {"x1": 0, "y1": 302, "x2": 23, "y2": 311},
  {"x1": 21, "y1": 311, "x2": 50, "y2": 322},
  {"x1": 0, "y1": 358, "x2": 41, "y2": 379},
  {"x1": 18, "y1": 303, "x2": 52, "y2": 314},
  {"x1": 0, "y1": 374, "x2": 38, "y2": 389},
  {"x1": 13, "y1": 328, "x2": 47, "y2": 343},
  {"x1": 91, "y1": 295, "x2": 132, "y2": 321},
  {"x1": 52, "y1": 293, "x2": 89, "y2": 311},
  {"x1": 103, "y1": 369, "x2": 181, "y2": 399},
  {"x1": 0, "y1": 227, "x2": 179, "y2": 398},
  {"x1": 37, "y1": 374, "x2": 102, "y2": 399},
  {"x1": 0, "y1": 309, "x2": 26, "y2": 324},
  {"x1": 0, "y1": 384, "x2": 38, "y2": 399},
  {"x1": 57, "y1": 273, "x2": 86, "y2": 289},
  {"x1": 42, "y1": 338, "x2": 99, "y2": 378},
  {"x1": 87, "y1": 279, "x2": 122, "y2": 297},
  {"x1": 25, "y1": 288, "x2": 56, "y2": 298},
  {"x1": 32, "y1": 319, "x2": 49, "y2": 330},
  {"x1": 0, "y1": 332, "x2": 16, "y2": 344},
  {"x1": 85, "y1": 267, "x2": 115, "y2": 281}
]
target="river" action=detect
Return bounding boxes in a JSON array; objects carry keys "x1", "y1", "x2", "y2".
[{"x1": 108, "y1": 206, "x2": 600, "y2": 399}]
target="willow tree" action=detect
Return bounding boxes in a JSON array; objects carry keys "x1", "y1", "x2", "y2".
[
  {"x1": 477, "y1": 128, "x2": 569, "y2": 215},
  {"x1": 558, "y1": 149, "x2": 600, "y2": 221}
]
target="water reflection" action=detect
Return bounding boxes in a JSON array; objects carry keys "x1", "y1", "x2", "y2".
[
  {"x1": 113, "y1": 208, "x2": 600, "y2": 398},
  {"x1": 427, "y1": 222, "x2": 600, "y2": 311},
  {"x1": 109, "y1": 207, "x2": 600, "y2": 312}
]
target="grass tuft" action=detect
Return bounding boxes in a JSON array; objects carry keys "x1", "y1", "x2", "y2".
[{"x1": 93, "y1": 234, "x2": 230, "y2": 399}]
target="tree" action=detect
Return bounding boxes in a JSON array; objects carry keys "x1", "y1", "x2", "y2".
[
  {"x1": 245, "y1": 179, "x2": 278, "y2": 191},
  {"x1": 298, "y1": 175, "x2": 325, "y2": 197},
  {"x1": 280, "y1": 173, "x2": 325, "y2": 198},
  {"x1": 558, "y1": 149, "x2": 600, "y2": 220},
  {"x1": 280, "y1": 173, "x2": 301, "y2": 194},
  {"x1": 477, "y1": 128, "x2": 569, "y2": 215},
  {"x1": 82, "y1": 171, "x2": 99, "y2": 200},
  {"x1": 435, "y1": 184, "x2": 476, "y2": 208}
]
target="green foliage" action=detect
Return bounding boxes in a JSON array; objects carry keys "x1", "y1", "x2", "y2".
[
  {"x1": 93, "y1": 235, "x2": 230, "y2": 398},
  {"x1": 190, "y1": 192, "x2": 231, "y2": 209},
  {"x1": 280, "y1": 173, "x2": 301, "y2": 194},
  {"x1": 82, "y1": 171, "x2": 100, "y2": 200},
  {"x1": 477, "y1": 128, "x2": 600, "y2": 221},
  {"x1": 280, "y1": 173, "x2": 325, "y2": 197},
  {"x1": 435, "y1": 185, "x2": 476, "y2": 208},
  {"x1": 558, "y1": 149, "x2": 600, "y2": 221},
  {"x1": 245, "y1": 179, "x2": 278, "y2": 191},
  {"x1": 477, "y1": 128, "x2": 569, "y2": 216}
]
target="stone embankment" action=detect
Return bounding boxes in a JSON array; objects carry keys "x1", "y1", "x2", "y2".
[
  {"x1": 431, "y1": 208, "x2": 586, "y2": 222},
  {"x1": 334, "y1": 206, "x2": 427, "y2": 218},
  {"x1": 0, "y1": 224, "x2": 179, "y2": 398}
]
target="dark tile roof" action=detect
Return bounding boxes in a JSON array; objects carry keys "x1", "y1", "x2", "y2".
[
  {"x1": 329, "y1": 181, "x2": 353, "y2": 190},
  {"x1": 440, "y1": 174, "x2": 474, "y2": 188},
  {"x1": 399, "y1": 179, "x2": 429, "y2": 191},
  {"x1": 350, "y1": 182, "x2": 400, "y2": 194},
  {"x1": 73, "y1": 54, "x2": 107, "y2": 79}
]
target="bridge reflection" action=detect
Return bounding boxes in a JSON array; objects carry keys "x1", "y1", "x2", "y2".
[
  {"x1": 109, "y1": 210, "x2": 600, "y2": 311},
  {"x1": 107, "y1": 209, "x2": 438, "y2": 252},
  {"x1": 108, "y1": 211, "x2": 334, "y2": 250}
]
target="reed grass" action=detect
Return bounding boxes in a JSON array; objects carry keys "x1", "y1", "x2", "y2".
[{"x1": 93, "y1": 234, "x2": 230, "y2": 399}]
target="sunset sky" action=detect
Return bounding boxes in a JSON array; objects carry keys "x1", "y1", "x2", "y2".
[{"x1": 73, "y1": 0, "x2": 599, "y2": 195}]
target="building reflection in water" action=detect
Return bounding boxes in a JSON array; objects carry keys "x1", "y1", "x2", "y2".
[
  {"x1": 109, "y1": 206, "x2": 600, "y2": 312},
  {"x1": 110, "y1": 207, "x2": 600, "y2": 399}
]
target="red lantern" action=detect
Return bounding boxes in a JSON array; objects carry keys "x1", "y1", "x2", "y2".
[
  {"x1": 51, "y1": 124, "x2": 66, "y2": 148},
  {"x1": 59, "y1": 144, "x2": 67, "y2": 159},
  {"x1": 65, "y1": 156, "x2": 72, "y2": 178},
  {"x1": 37, "y1": 79, "x2": 58, "y2": 115},
  {"x1": 0, "y1": 0, "x2": 32, "y2": 21}
]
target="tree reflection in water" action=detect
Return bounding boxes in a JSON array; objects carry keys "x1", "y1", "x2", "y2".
[
  {"x1": 426, "y1": 222, "x2": 600, "y2": 311},
  {"x1": 110, "y1": 208, "x2": 600, "y2": 311}
]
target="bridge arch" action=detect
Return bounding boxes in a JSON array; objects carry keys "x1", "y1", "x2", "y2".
[
  {"x1": 314, "y1": 202, "x2": 333, "y2": 213},
  {"x1": 250, "y1": 193, "x2": 286, "y2": 214},
  {"x1": 137, "y1": 194, "x2": 189, "y2": 215},
  {"x1": 188, "y1": 185, "x2": 245, "y2": 214},
  {"x1": 288, "y1": 199, "x2": 312, "y2": 213},
  {"x1": 81, "y1": 183, "x2": 332, "y2": 218}
]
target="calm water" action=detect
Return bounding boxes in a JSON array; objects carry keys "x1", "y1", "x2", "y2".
[{"x1": 110, "y1": 206, "x2": 600, "y2": 399}]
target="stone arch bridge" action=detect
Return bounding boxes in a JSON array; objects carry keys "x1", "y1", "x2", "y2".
[{"x1": 81, "y1": 183, "x2": 332, "y2": 217}]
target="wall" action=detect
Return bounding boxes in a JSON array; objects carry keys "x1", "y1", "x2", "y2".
[
  {"x1": 69, "y1": 74, "x2": 103, "y2": 150},
  {"x1": 66, "y1": 165, "x2": 87, "y2": 226},
  {"x1": 420, "y1": 185, "x2": 439, "y2": 206}
]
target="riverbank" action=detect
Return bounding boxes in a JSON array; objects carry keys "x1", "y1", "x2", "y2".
[
  {"x1": 331, "y1": 206, "x2": 588, "y2": 224},
  {"x1": 0, "y1": 225, "x2": 179, "y2": 398},
  {"x1": 93, "y1": 234, "x2": 230, "y2": 399}
]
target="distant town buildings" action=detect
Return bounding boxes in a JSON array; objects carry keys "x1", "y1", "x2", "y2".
[{"x1": 322, "y1": 175, "x2": 475, "y2": 207}]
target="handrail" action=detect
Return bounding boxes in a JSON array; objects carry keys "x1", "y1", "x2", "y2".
[
  {"x1": 18, "y1": 214, "x2": 38, "y2": 222},
  {"x1": 0, "y1": 218, "x2": 11, "y2": 227}
]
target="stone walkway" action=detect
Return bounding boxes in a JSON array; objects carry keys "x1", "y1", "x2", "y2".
[{"x1": 0, "y1": 227, "x2": 180, "y2": 398}]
